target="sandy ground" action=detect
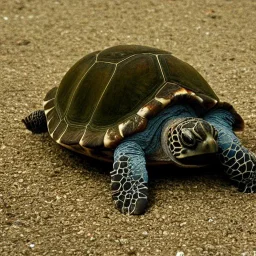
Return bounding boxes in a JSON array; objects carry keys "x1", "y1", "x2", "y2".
[{"x1": 1, "y1": 0, "x2": 256, "y2": 255}]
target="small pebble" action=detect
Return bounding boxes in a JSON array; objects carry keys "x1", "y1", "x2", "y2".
[
  {"x1": 180, "y1": 222, "x2": 187, "y2": 227},
  {"x1": 17, "y1": 39, "x2": 31, "y2": 46},
  {"x1": 142, "y1": 231, "x2": 148, "y2": 237},
  {"x1": 128, "y1": 246, "x2": 136, "y2": 255},
  {"x1": 163, "y1": 231, "x2": 168, "y2": 236},
  {"x1": 119, "y1": 238, "x2": 128, "y2": 244},
  {"x1": 77, "y1": 230, "x2": 84, "y2": 235},
  {"x1": 40, "y1": 211, "x2": 49, "y2": 218}
]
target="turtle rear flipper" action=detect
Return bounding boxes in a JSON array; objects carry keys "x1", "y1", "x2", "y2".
[{"x1": 22, "y1": 110, "x2": 48, "y2": 134}]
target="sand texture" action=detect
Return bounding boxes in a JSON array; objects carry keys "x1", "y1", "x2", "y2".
[{"x1": 1, "y1": 0, "x2": 256, "y2": 255}]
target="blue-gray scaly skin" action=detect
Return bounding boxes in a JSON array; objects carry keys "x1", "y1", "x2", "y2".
[
  {"x1": 204, "y1": 109, "x2": 256, "y2": 193},
  {"x1": 112, "y1": 105, "x2": 256, "y2": 214},
  {"x1": 111, "y1": 105, "x2": 197, "y2": 214},
  {"x1": 111, "y1": 142, "x2": 148, "y2": 215}
]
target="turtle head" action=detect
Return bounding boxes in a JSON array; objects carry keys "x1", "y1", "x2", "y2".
[{"x1": 166, "y1": 118, "x2": 218, "y2": 167}]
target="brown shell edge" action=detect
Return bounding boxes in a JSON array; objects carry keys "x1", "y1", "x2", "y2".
[{"x1": 103, "y1": 115, "x2": 148, "y2": 148}]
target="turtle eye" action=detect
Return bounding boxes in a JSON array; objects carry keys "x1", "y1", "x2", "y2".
[{"x1": 181, "y1": 129, "x2": 196, "y2": 148}]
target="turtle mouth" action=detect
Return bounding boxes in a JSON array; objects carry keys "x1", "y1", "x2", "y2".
[{"x1": 178, "y1": 153, "x2": 217, "y2": 166}]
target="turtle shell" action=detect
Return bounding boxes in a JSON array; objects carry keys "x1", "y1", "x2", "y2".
[{"x1": 43, "y1": 45, "x2": 242, "y2": 159}]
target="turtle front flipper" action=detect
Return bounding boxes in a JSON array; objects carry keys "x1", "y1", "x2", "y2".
[
  {"x1": 204, "y1": 109, "x2": 256, "y2": 193},
  {"x1": 22, "y1": 110, "x2": 48, "y2": 134},
  {"x1": 111, "y1": 141, "x2": 148, "y2": 214}
]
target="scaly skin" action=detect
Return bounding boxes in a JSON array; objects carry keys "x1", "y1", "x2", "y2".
[
  {"x1": 22, "y1": 110, "x2": 47, "y2": 134},
  {"x1": 111, "y1": 142, "x2": 148, "y2": 215},
  {"x1": 204, "y1": 109, "x2": 256, "y2": 193}
]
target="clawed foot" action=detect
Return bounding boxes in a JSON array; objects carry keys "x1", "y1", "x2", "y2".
[{"x1": 111, "y1": 154, "x2": 148, "y2": 215}]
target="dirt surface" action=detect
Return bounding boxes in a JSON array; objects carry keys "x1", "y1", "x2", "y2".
[{"x1": 1, "y1": 0, "x2": 256, "y2": 255}]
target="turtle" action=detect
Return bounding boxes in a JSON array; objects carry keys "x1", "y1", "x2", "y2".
[{"x1": 22, "y1": 45, "x2": 256, "y2": 215}]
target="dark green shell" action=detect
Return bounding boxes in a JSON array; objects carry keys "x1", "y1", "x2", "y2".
[{"x1": 43, "y1": 45, "x2": 220, "y2": 157}]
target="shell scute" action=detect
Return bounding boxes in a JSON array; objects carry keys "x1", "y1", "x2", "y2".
[
  {"x1": 137, "y1": 99, "x2": 163, "y2": 119},
  {"x1": 90, "y1": 54, "x2": 164, "y2": 127},
  {"x1": 56, "y1": 51, "x2": 98, "y2": 119},
  {"x1": 59, "y1": 125, "x2": 84, "y2": 145},
  {"x1": 119, "y1": 114, "x2": 148, "y2": 138},
  {"x1": 52, "y1": 120, "x2": 67, "y2": 142},
  {"x1": 66, "y1": 62, "x2": 116, "y2": 125},
  {"x1": 47, "y1": 111, "x2": 60, "y2": 136},
  {"x1": 156, "y1": 82, "x2": 183, "y2": 99},
  {"x1": 158, "y1": 54, "x2": 219, "y2": 101},
  {"x1": 79, "y1": 126, "x2": 105, "y2": 148},
  {"x1": 104, "y1": 126, "x2": 123, "y2": 148}
]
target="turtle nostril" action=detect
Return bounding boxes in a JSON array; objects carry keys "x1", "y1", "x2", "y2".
[{"x1": 203, "y1": 138, "x2": 218, "y2": 153}]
